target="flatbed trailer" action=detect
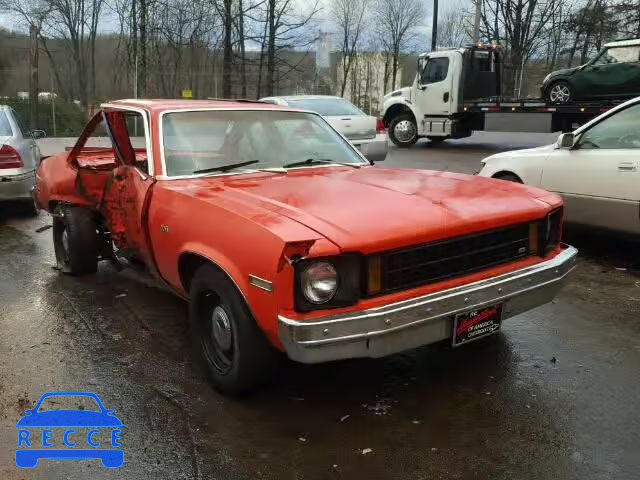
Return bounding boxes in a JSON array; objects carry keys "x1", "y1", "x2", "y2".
[{"x1": 381, "y1": 43, "x2": 633, "y2": 146}]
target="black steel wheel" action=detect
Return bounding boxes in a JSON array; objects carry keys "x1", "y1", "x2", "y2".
[{"x1": 189, "y1": 264, "x2": 279, "y2": 394}]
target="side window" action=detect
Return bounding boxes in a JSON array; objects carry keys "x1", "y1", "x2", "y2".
[
  {"x1": 577, "y1": 103, "x2": 640, "y2": 149},
  {"x1": 593, "y1": 46, "x2": 640, "y2": 65},
  {"x1": 421, "y1": 58, "x2": 450, "y2": 85}
]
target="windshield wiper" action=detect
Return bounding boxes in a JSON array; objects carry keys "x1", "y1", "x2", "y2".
[
  {"x1": 283, "y1": 158, "x2": 361, "y2": 169},
  {"x1": 193, "y1": 159, "x2": 260, "y2": 174}
]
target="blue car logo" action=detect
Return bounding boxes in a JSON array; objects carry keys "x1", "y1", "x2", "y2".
[{"x1": 15, "y1": 391, "x2": 123, "y2": 468}]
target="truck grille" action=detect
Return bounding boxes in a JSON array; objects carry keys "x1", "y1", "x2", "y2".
[{"x1": 378, "y1": 223, "x2": 531, "y2": 294}]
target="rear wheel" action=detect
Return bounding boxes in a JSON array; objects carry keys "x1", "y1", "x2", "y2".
[
  {"x1": 547, "y1": 81, "x2": 573, "y2": 105},
  {"x1": 388, "y1": 114, "x2": 418, "y2": 148},
  {"x1": 52, "y1": 205, "x2": 98, "y2": 275},
  {"x1": 189, "y1": 264, "x2": 279, "y2": 394}
]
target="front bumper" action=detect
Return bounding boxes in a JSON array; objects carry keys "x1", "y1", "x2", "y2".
[
  {"x1": 279, "y1": 245, "x2": 578, "y2": 363},
  {"x1": 0, "y1": 170, "x2": 35, "y2": 201},
  {"x1": 353, "y1": 134, "x2": 388, "y2": 162}
]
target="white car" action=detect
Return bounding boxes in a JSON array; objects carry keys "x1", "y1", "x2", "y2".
[
  {"x1": 479, "y1": 96, "x2": 640, "y2": 234},
  {"x1": 0, "y1": 105, "x2": 43, "y2": 215},
  {"x1": 258, "y1": 95, "x2": 388, "y2": 162}
]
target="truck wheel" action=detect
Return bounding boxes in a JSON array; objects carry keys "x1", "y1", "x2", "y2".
[
  {"x1": 389, "y1": 114, "x2": 418, "y2": 148},
  {"x1": 547, "y1": 81, "x2": 572, "y2": 104},
  {"x1": 189, "y1": 264, "x2": 279, "y2": 394},
  {"x1": 52, "y1": 205, "x2": 98, "y2": 275}
]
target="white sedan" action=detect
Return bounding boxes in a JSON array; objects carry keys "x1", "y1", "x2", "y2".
[{"x1": 478, "y1": 96, "x2": 640, "y2": 234}]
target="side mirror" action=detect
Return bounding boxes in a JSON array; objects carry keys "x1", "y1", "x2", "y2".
[
  {"x1": 418, "y1": 85, "x2": 428, "y2": 91},
  {"x1": 556, "y1": 132, "x2": 575, "y2": 149},
  {"x1": 30, "y1": 129, "x2": 46, "y2": 139}
]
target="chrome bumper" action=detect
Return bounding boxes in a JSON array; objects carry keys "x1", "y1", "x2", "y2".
[{"x1": 279, "y1": 245, "x2": 578, "y2": 363}]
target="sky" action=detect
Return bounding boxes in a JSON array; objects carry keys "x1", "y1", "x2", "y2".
[{"x1": 0, "y1": 0, "x2": 443, "y2": 51}]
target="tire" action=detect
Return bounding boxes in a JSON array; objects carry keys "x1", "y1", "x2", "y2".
[
  {"x1": 493, "y1": 172, "x2": 522, "y2": 183},
  {"x1": 388, "y1": 114, "x2": 418, "y2": 148},
  {"x1": 546, "y1": 80, "x2": 573, "y2": 105},
  {"x1": 189, "y1": 264, "x2": 279, "y2": 394},
  {"x1": 52, "y1": 205, "x2": 98, "y2": 275}
]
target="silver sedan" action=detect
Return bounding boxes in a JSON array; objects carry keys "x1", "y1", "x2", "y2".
[
  {"x1": 259, "y1": 95, "x2": 388, "y2": 162},
  {"x1": 0, "y1": 105, "x2": 42, "y2": 215}
]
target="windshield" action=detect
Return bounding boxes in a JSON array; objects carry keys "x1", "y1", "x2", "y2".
[
  {"x1": 162, "y1": 110, "x2": 366, "y2": 177},
  {"x1": 285, "y1": 98, "x2": 364, "y2": 116}
]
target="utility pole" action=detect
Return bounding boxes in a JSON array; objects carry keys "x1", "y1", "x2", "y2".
[
  {"x1": 50, "y1": 73, "x2": 56, "y2": 137},
  {"x1": 473, "y1": 0, "x2": 482, "y2": 42},
  {"x1": 431, "y1": 0, "x2": 438, "y2": 51},
  {"x1": 29, "y1": 24, "x2": 39, "y2": 131}
]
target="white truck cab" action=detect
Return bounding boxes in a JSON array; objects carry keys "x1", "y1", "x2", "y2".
[{"x1": 381, "y1": 44, "x2": 500, "y2": 147}]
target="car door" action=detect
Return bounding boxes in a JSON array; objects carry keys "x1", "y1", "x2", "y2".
[
  {"x1": 540, "y1": 102, "x2": 640, "y2": 233},
  {"x1": 415, "y1": 54, "x2": 453, "y2": 117},
  {"x1": 100, "y1": 109, "x2": 157, "y2": 270}
]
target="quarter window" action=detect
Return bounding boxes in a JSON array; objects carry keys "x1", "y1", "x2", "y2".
[
  {"x1": 577, "y1": 103, "x2": 640, "y2": 149},
  {"x1": 421, "y1": 58, "x2": 450, "y2": 84}
]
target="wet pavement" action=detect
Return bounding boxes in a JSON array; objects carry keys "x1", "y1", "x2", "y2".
[{"x1": 1, "y1": 133, "x2": 639, "y2": 479}]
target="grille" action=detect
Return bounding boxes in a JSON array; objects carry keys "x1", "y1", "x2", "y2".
[{"x1": 378, "y1": 223, "x2": 531, "y2": 293}]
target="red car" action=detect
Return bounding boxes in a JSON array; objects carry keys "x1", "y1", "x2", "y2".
[{"x1": 34, "y1": 99, "x2": 578, "y2": 393}]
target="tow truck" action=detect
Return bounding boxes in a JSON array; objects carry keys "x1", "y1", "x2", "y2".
[{"x1": 381, "y1": 43, "x2": 625, "y2": 147}]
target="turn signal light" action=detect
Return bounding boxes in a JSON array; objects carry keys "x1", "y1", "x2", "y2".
[
  {"x1": 368, "y1": 256, "x2": 382, "y2": 294},
  {"x1": 0, "y1": 144, "x2": 23, "y2": 169}
]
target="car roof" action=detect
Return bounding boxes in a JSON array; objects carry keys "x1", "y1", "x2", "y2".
[
  {"x1": 271, "y1": 95, "x2": 344, "y2": 101},
  {"x1": 102, "y1": 98, "x2": 305, "y2": 114},
  {"x1": 604, "y1": 38, "x2": 640, "y2": 48}
]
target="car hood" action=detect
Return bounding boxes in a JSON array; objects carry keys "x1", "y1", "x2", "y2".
[
  {"x1": 485, "y1": 143, "x2": 556, "y2": 161},
  {"x1": 551, "y1": 66, "x2": 580, "y2": 77},
  {"x1": 16, "y1": 410, "x2": 123, "y2": 427},
  {"x1": 184, "y1": 167, "x2": 558, "y2": 253}
]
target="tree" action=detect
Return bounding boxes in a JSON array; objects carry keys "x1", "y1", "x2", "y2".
[
  {"x1": 478, "y1": 0, "x2": 562, "y2": 95},
  {"x1": 374, "y1": 0, "x2": 425, "y2": 91},
  {"x1": 331, "y1": 0, "x2": 368, "y2": 97},
  {"x1": 437, "y1": 3, "x2": 471, "y2": 48},
  {"x1": 255, "y1": 0, "x2": 319, "y2": 97}
]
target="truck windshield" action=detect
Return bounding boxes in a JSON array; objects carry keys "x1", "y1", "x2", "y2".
[{"x1": 161, "y1": 110, "x2": 366, "y2": 177}]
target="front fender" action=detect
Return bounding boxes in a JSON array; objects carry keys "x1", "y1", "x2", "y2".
[{"x1": 382, "y1": 97, "x2": 419, "y2": 126}]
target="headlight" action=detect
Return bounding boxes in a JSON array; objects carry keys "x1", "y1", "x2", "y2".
[
  {"x1": 294, "y1": 254, "x2": 361, "y2": 312},
  {"x1": 300, "y1": 262, "x2": 338, "y2": 304}
]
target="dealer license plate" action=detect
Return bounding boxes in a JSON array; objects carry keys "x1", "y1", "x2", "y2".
[{"x1": 453, "y1": 304, "x2": 503, "y2": 347}]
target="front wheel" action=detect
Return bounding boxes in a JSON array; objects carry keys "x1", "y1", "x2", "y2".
[
  {"x1": 388, "y1": 114, "x2": 418, "y2": 148},
  {"x1": 189, "y1": 264, "x2": 279, "y2": 394},
  {"x1": 547, "y1": 81, "x2": 573, "y2": 105},
  {"x1": 493, "y1": 172, "x2": 522, "y2": 183},
  {"x1": 52, "y1": 205, "x2": 98, "y2": 275}
]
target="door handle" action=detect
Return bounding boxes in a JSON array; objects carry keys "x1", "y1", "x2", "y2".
[
  {"x1": 443, "y1": 92, "x2": 450, "y2": 102},
  {"x1": 617, "y1": 162, "x2": 637, "y2": 172}
]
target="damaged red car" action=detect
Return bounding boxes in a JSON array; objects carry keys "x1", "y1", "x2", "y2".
[{"x1": 34, "y1": 99, "x2": 578, "y2": 393}]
